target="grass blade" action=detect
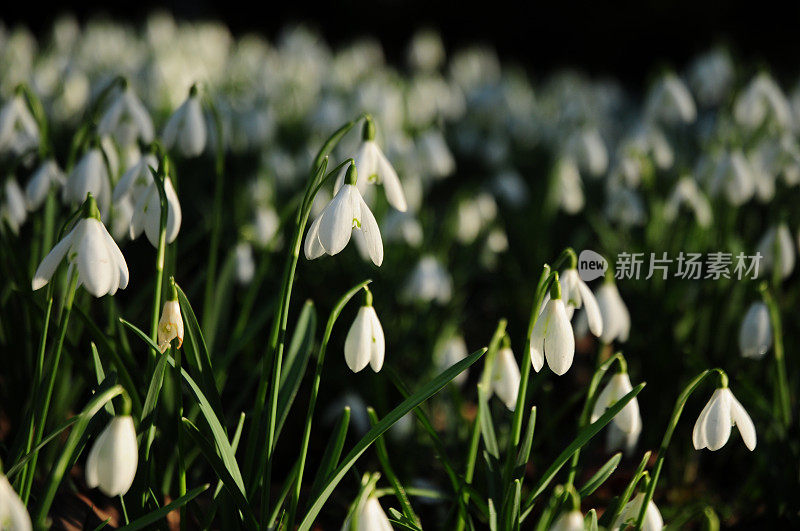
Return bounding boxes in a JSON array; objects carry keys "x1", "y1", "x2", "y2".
[
  {"x1": 578, "y1": 452, "x2": 622, "y2": 497},
  {"x1": 118, "y1": 483, "x2": 209, "y2": 530}
]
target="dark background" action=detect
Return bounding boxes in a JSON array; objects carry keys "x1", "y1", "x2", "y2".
[{"x1": 4, "y1": 0, "x2": 800, "y2": 88}]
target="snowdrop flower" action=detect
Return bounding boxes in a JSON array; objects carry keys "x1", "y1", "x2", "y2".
[
  {"x1": 0, "y1": 93, "x2": 39, "y2": 156},
  {"x1": 434, "y1": 335, "x2": 469, "y2": 385},
  {"x1": 305, "y1": 162, "x2": 383, "y2": 266},
  {"x1": 407, "y1": 29, "x2": 446, "y2": 71},
  {"x1": 455, "y1": 193, "x2": 497, "y2": 244},
  {"x1": 591, "y1": 371, "x2": 642, "y2": 437},
  {"x1": 162, "y1": 84, "x2": 207, "y2": 157},
  {"x1": 65, "y1": 147, "x2": 111, "y2": 217},
  {"x1": 0, "y1": 473, "x2": 32, "y2": 531},
  {"x1": 2, "y1": 178, "x2": 27, "y2": 233},
  {"x1": 235, "y1": 241, "x2": 256, "y2": 284},
  {"x1": 550, "y1": 510, "x2": 584, "y2": 531},
  {"x1": 709, "y1": 150, "x2": 755, "y2": 206},
  {"x1": 595, "y1": 281, "x2": 630, "y2": 344},
  {"x1": 663, "y1": 177, "x2": 712, "y2": 228},
  {"x1": 693, "y1": 386, "x2": 756, "y2": 451},
  {"x1": 25, "y1": 159, "x2": 64, "y2": 210},
  {"x1": 606, "y1": 418, "x2": 642, "y2": 454},
  {"x1": 530, "y1": 279, "x2": 575, "y2": 376},
  {"x1": 85, "y1": 415, "x2": 139, "y2": 497},
  {"x1": 688, "y1": 48, "x2": 734, "y2": 106},
  {"x1": 344, "y1": 289, "x2": 385, "y2": 373},
  {"x1": 98, "y1": 82, "x2": 154, "y2": 146},
  {"x1": 734, "y1": 73, "x2": 792, "y2": 131},
  {"x1": 113, "y1": 154, "x2": 182, "y2": 247},
  {"x1": 492, "y1": 346, "x2": 521, "y2": 410},
  {"x1": 157, "y1": 288, "x2": 184, "y2": 354},
  {"x1": 553, "y1": 157, "x2": 585, "y2": 215},
  {"x1": 417, "y1": 129, "x2": 455, "y2": 179},
  {"x1": 612, "y1": 492, "x2": 663, "y2": 531},
  {"x1": 559, "y1": 267, "x2": 603, "y2": 336},
  {"x1": 341, "y1": 496, "x2": 392, "y2": 531},
  {"x1": 382, "y1": 211, "x2": 423, "y2": 247},
  {"x1": 32, "y1": 194, "x2": 129, "y2": 298},
  {"x1": 565, "y1": 128, "x2": 608, "y2": 177},
  {"x1": 605, "y1": 185, "x2": 646, "y2": 227},
  {"x1": 755, "y1": 223, "x2": 794, "y2": 280},
  {"x1": 739, "y1": 302, "x2": 772, "y2": 359},
  {"x1": 645, "y1": 73, "x2": 697, "y2": 124},
  {"x1": 335, "y1": 117, "x2": 407, "y2": 212},
  {"x1": 401, "y1": 255, "x2": 453, "y2": 304}
]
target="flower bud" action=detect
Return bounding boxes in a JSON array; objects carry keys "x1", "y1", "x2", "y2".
[
  {"x1": 157, "y1": 298, "x2": 184, "y2": 353},
  {"x1": 85, "y1": 416, "x2": 139, "y2": 497}
]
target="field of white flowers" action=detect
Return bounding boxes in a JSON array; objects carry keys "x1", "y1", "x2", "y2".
[{"x1": 0, "y1": 13, "x2": 797, "y2": 530}]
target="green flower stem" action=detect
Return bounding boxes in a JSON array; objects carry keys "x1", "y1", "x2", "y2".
[
  {"x1": 634, "y1": 369, "x2": 724, "y2": 529},
  {"x1": 246, "y1": 119, "x2": 360, "y2": 524},
  {"x1": 608, "y1": 450, "x2": 651, "y2": 527},
  {"x1": 564, "y1": 349, "x2": 622, "y2": 490},
  {"x1": 760, "y1": 283, "x2": 791, "y2": 429},
  {"x1": 22, "y1": 270, "x2": 79, "y2": 503},
  {"x1": 149, "y1": 159, "x2": 170, "y2": 362},
  {"x1": 456, "y1": 318, "x2": 507, "y2": 531},
  {"x1": 173, "y1": 342, "x2": 187, "y2": 531},
  {"x1": 287, "y1": 280, "x2": 371, "y2": 529}
]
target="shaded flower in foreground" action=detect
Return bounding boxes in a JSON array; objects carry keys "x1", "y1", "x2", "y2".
[
  {"x1": 693, "y1": 386, "x2": 756, "y2": 451},
  {"x1": 85, "y1": 415, "x2": 139, "y2": 497}
]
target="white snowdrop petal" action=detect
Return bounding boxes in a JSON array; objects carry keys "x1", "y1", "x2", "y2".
[
  {"x1": 704, "y1": 389, "x2": 733, "y2": 451},
  {"x1": 181, "y1": 97, "x2": 207, "y2": 156},
  {"x1": 376, "y1": 148, "x2": 407, "y2": 212},
  {"x1": 164, "y1": 177, "x2": 182, "y2": 243},
  {"x1": 32, "y1": 227, "x2": 75, "y2": 290},
  {"x1": 692, "y1": 393, "x2": 715, "y2": 450},
  {"x1": 357, "y1": 193, "x2": 384, "y2": 266},
  {"x1": 304, "y1": 214, "x2": 326, "y2": 259},
  {"x1": 344, "y1": 307, "x2": 373, "y2": 372},
  {"x1": 728, "y1": 390, "x2": 757, "y2": 451},
  {"x1": 368, "y1": 307, "x2": 385, "y2": 372},
  {"x1": 578, "y1": 280, "x2": 603, "y2": 337},
  {"x1": 545, "y1": 300, "x2": 575, "y2": 376},
  {"x1": 319, "y1": 186, "x2": 355, "y2": 255},
  {"x1": 77, "y1": 219, "x2": 115, "y2": 297},
  {"x1": 492, "y1": 347, "x2": 520, "y2": 410},
  {"x1": 100, "y1": 223, "x2": 129, "y2": 290}
]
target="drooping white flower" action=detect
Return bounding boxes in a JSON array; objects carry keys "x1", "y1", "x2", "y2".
[
  {"x1": 455, "y1": 193, "x2": 497, "y2": 244},
  {"x1": 434, "y1": 335, "x2": 469, "y2": 385},
  {"x1": 130, "y1": 175, "x2": 182, "y2": 247},
  {"x1": 739, "y1": 302, "x2": 772, "y2": 359},
  {"x1": 693, "y1": 387, "x2": 757, "y2": 451},
  {"x1": 612, "y1": 492, "x2": 663, "y2": 531},
  {"x1": 381, "y1": 211, "x2": 423, "y2": 247},
  {"x1": 591, "y1": 372, "x2": 642, "y2": 437},
  {"x1": 32, "y1": 195, "x2": 128, "y2": 298},
  {"x1": 401, "y1": 255, "x2": 452, "y2": 304},
  {"x1": 85, "y1": 415, "x2": 139, "y2": 497},
  {"x1": 550, "y1": 510, "x2": 585, "y2": 531},
  {"x1": 0, "y1": 473, "x2": 32, "y2": 531},
  {"x1": 606, "y1": 418, "x2": 642, "y2": 454},
  {"x1": 688, "y1": 48, "x2": 734, "y2": 106},
  {"x1": 595, "y1": 282, "x2": 630, "y2": 344},
  {"x1": 2, "y1": 177, "x2": 27, "y2": 233},
  {"x1": 341, "y1": 496, "x2": 392, "y2": 531},
  {"x1": 565, "y1": 127, "x2": 608, "y2": 177},
  {"x1": 64, "y1": 148, "x2": 112, "y2": 217},
  {"x1": 162, "y1": 85, "x2": 207, "y2": 157},
  {"x1": 407, "y1": 29, "x2": 446, "y2": 71},
  {"x1": 0, "y1": 93, "x2": 39, "y2": 156},
  {"x1": 417, "y1": 129, "x2": 455, "y2": 179},
  {"x1": 530, "y1": 285, "x2": 575, "y2": 376},
  {"x1": 709, "y1": 150, "x2": 755, "y2": 206},
  {"x1": 235, "y1": 241, "x2": 256, "y2": 284},
  {"x1": 157, "y1": 298, "x2": 184, "y2": 354},
  {"x1": 25, "y1": 158, "x2": 65, "y2": 210},
  {"x1": 734, "y1": 73, "x2": 792, "y2": 131},
  {"x1": 645, "y1": 73, "x2": 697, "y2": 124},
  {"x1": 663, "y1": 177, "x2": 712, "y2": 228},
  {"x1": 559, "y1": 268, "x2": 603, "y2": 337},
  {"x1": 755, "y1": 223, "x2": 795, "y2": 280},
  {"x1": 304, "y1": 163, "x2": 383, "y2": 266},
  {"x1": 98, "y1": 83, "x2": 154, "y2": 146},
  {"x1": 344, "y1": 296, "x2": 385, "y2": 373},
  {"x1": 492, "y1": 346, "x2": 521, "y2": 410},
  {"x1": 335, "y1": 118, "x2": 407, "y2": 212},
  {"x1": 554, "y1": 157, "x2": 585, "y2": 215}
]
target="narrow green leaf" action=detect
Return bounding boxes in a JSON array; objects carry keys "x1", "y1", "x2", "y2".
[
  {"x1": 585, "y1": 508, "x2": 599, "y2": 531},
  {"x1": 276, "y1": 300, "x2": 317, "y2": 438},
  {"x1": 578, "y1": 452, "x2": 622, "y2": 497},
  {"x1": 297, "y1": 348, "x2": 487, "y2": 531},
  {"x1": 477, "y1": 384, "x2": 500, "y2": 459},
  {"x1": 308, "y1": 406, "x2": 351, "y2": 502},
  {"x1": 182, "y1": 418, "x2": 257, "y2": 529},
  {"x1": 139, "y1": 353, "x2": 169, "y2": 460},
  {"x1": 91, "y1": 342, "x2": 115, "y2": 415},
  {"x1": 521, "y1": 383, "x2": 646, "y2": 514},
  {"x1": 515, "y1": 407, "x2": 537, "y2": 469},
  {"x1": 117, "y1": 483, "x2": 209, "y2": 530},
  {"x1": 488, "y1": 498, "x2": 498, "y2": 531},
  {"x1": 5, "y1": 417, "x2": 79, "y2": 479}
]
